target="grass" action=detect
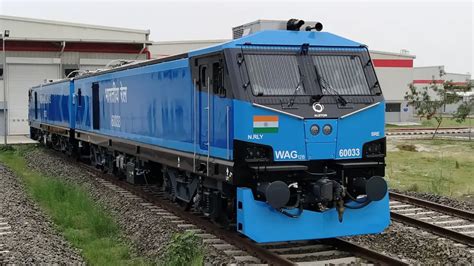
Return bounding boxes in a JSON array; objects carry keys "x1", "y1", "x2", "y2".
[
  {"x1": 386, "y1": 139, "x2": 474, "y2": 198},
  {"x1": 0, "y1": 145, "x2": 150, "y2": 265},
  {"x1": 386, "y1": 117, "x2": 474, "y2": 128}
]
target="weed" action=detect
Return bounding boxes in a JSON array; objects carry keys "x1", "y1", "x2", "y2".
[
  {"x1": 0, "y1": 145, "x2": 15, "y2": 152},
  {"x1": 162, "y1": 231, "x2": 204, "y2": 266},
  {"x1": 407, "y1": 183, "x2": 419, "y2": 192},
  {"x1": 430, "y1": 174, "x2": 449, "y2": 195},
  {"x1": 16, "y1": 144, "x2": 37, "y2": 156}
]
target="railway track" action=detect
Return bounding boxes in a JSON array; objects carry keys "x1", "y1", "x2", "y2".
[
  {"x1": 0, "y1": 217, "x2": 12, "y2": 264},
  {"x1": 77, "y1": 161, "x2": 407, "y2": 265},
  {"x1": 389, "y1": 192, "x2": 474, "y2": 253},
  {"x1": 387, "y1": 126, "x2": 470, "y2": 132},
  {"x1": 386, "y1": 127, "x2": 472, "y2": 137}
]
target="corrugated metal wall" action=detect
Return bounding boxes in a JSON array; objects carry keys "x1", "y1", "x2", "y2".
[{"x1": 3, "y1": 51, "x2": 147, "y2": 135}]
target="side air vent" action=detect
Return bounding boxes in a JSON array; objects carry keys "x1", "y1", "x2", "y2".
[{"x1": 233, "y1": 26, "x2": 244, "y2": 39}]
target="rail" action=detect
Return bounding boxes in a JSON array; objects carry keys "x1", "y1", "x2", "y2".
[{"x1": 389, "y1": 192, "x2": 474, "y2": 247}]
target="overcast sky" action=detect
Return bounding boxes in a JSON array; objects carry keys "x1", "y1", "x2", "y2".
[{"x1": 1, "y1": 0, "x2": 473, "y2": 75}]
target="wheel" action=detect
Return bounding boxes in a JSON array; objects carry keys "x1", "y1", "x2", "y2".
[
  {"x1": 162, "y1": 171, "x2": 176, "y2": 202},
  {"x1": 90, "y1": 146, "x2": 98, "y2": 167}
]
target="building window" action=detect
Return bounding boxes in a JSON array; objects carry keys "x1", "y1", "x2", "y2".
[
  {"x1": 386, "y1": 103, "x2": 401, "y2": 112},
  {"x1": 0, "y1": 68, "x2": 3, "y2": 79}
]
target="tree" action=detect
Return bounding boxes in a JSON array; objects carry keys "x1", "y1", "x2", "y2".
[
  {"x1": 404, "y1": 79, "x2": 470, "y2": 138},
  {"x1": 453, "y1": 98, "x2": 474, "y2": 122},
  {"x1": 452, "y1": 80, "x2": 473, "y2": 123}
]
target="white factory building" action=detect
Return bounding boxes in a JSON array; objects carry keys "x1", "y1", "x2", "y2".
[
  {"x1": 1, "y1": 17, "x2": 470, "y2": 138},
  {"x1": 370, "y1": 51, "x2": 416, "y2": 123},
  {"x1": 0, "y1": 15, "x2": 151, "y2": 136},
  {"x1": 414, "y1": 66, "x2": 471, "y2": 87},
  {"x1": 413, "y1": 66, "x2": 471, "y2": 114}
]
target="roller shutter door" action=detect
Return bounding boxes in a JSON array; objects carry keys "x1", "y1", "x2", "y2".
[
  {"x1": 7, "y1": 64, "x2": 59, "y2": 135},
  {"x1": 385, "y1": 103, "x2": 401, "y2": 123},
  {"x1": 385, "y1": 112, "x2": 401, "y2": 123}
]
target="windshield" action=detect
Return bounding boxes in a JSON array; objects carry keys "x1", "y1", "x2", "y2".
[
  {"x1": 243, "y1": 52, "x2": 373, "y2": 96},
  {"x1": 245, "y1": 54, "x2": 305, "y2": 96},
  {"x1": 312, "y1": 55, "x2": 371, "y2": 95}
]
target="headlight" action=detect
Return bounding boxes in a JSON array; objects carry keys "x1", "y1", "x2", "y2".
[
  {"x1": 368, "y1": 143, "x2": 381, "y2": 153},
  {"x1": 310, "y1": 124, "x2": 320, "y2": 135},
  {"x1": 363, "y1": 138, "x2": 386, "y2": 158},
  {"x1": 245, "y1": 145, "x2": 271, "y2": 163},
  {"x1": 323, "y1": 124, "x2": 332, "y2": 135}
]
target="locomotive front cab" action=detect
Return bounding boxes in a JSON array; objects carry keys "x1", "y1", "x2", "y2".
[{"x1": 223, "y1": 31, "x2": 390, "y2": 242}]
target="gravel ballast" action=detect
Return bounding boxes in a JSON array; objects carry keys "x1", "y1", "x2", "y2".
[
  {"x1": 391, "y1": 189, "x2": 474, "y2": 212},
  {"x1": 24, "y1": 147, "x2": 233, "y2": 264},
  {"x1": 0, "y1": 164, "x2": 84, "y2": 264},
  {"x1": 347, "y1": 222, "x2": 473, "y2": 265}
]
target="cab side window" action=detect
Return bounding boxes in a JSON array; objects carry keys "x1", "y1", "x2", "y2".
[
  {"x1": 34, "y1": 91, "x2": 38, "y2": 119},
  {"x1": 77, "y1": 88, "x2": 82, "y2": 107},
  {"x1": 196, "y1": 55, "x2": 227, "y2": 97},
  {"x1": 212, "y1": 61, "x2": 226, "y2": 97},
  {"x1": 199, "y1": 65, "x2": 207, "y2": 90}
]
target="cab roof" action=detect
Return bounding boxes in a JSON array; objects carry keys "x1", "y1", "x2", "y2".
[{"x1": 188, "y1": 30, "x2": 364, "y2": 56}]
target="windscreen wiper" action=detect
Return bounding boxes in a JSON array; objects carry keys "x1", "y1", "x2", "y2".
[
  {"x1": 370, "y1": 81, "x2": 382, "y2": 95},
  {"x1": 314, "y1": 66, "x2": 348, "y2": 106},
  {"x1": 287, "y1": 65, "x2": 305, "y2": 107}
]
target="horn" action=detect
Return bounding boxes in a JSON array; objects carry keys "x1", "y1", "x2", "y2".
[
  {"x1": 306, "y1": 22, "x2": 324, "y2": 32},
  {"x1": 287, "y1": 19, "x2": 305, "y2": 31}
]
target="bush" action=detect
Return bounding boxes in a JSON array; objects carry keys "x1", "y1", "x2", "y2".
[
  {"x1": 163, "y1": 231, "x2": 203, "y2": 266},
  {"x1": 396, "y1": 144, "x2": 418, "y2": 152}
]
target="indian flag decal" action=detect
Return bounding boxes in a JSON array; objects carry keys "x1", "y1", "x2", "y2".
[{"x1": 253, "y1": 116, "x2": 279, "y2": 133}]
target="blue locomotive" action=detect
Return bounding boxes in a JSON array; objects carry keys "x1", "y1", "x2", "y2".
[{"x1": 28, "y1": 20, "x2": 389, "y2": 243}]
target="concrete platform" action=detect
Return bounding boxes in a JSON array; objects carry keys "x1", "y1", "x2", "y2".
[
  {"x1": 0, "y1": 135, "x2": 37, "y2": 145},
  {"x1": 386, "y1": 122, "x2": 421, "y2": 126}
]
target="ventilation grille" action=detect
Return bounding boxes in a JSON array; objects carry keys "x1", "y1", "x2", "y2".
[{"x1": 233, "y1": 26, "x2": 244, "y2": 39}]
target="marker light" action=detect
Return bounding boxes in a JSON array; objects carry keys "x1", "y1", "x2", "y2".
[
  {"x1": 323, "y1": 124, "x2": 332, "y2": 135},
  {"x1": 310, "y1": 124, "x2": 320, "y2": 135}
]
